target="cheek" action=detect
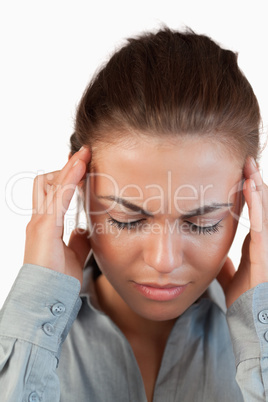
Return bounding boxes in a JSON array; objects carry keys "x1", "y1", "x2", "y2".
[
  {"x1": 89, "y1": 211, "x2": 238, "y2": 280},
  {"x1": 184, "y1": 218, "x2": 237, "y2": 275},
  {"x1": 89, "y1": 214, "x2": 141, "y2": 268}
]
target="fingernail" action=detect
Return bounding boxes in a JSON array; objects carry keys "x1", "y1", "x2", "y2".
[
  {"x1": 79, "y1": 146, "x2": 85, "y2": 151},
  {"x1": 73, "y1": 159, "x2": 80, "y2": 167}
]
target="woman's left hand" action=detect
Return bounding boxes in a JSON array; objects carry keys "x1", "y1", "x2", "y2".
[{"x1": 217, "y1": 156, "x2": 268, "y2": 308}]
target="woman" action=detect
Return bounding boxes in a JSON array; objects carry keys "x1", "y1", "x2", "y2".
[{"x1": 0, "y1": 27, "x2": 267, "y2": 401}]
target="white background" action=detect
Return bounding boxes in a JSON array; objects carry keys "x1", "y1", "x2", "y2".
[{"x1": 0, "y1": 0, "x2": 267, "y2": 308}]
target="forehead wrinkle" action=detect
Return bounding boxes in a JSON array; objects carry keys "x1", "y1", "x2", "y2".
[
  {"x1": 97, "y1": 194, "x2": 234, "y2": 219},
  {"x1": 97, "y1": 195, "x2": 153, "y2": 216}
]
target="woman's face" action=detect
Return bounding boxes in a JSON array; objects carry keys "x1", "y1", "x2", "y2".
[{"x1": 86, "y1": 135, "x2": 244, "y2": 321}]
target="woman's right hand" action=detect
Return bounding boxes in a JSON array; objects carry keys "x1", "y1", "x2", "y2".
[{"x1": 23, "y1": 146, "x2": 92, "y2": 287}]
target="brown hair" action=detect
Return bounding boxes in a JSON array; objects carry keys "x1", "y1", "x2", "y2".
[{"x1": 70, "y1": 27, "x2": 261, "y2": 161}]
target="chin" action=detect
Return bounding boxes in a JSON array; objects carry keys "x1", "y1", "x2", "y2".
[{"x1": 127, "y1": 299, "x2": 191, "y2": 322}]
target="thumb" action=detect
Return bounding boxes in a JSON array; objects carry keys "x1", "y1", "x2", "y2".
[
  {"x1": 217, "y1": 256, "x2": 236, "y2": 293},
  {"x1": 68, "y1": 228, "x2": 91, "y2": 268}
]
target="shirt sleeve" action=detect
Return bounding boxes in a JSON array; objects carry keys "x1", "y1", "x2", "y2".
[
  {"x1": 226, "y1": 283, "x2": 268, "y2": 401},
  {"x1": 0, "y1": 264, "x2": 82, "y2": 402}
]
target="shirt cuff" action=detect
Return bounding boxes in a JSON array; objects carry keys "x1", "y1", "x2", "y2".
[
  {"x1": 0, "y1": 264, "x2": 82, "y2": 354},
  {"x1": 226, "y1": 283, "x2": 268, "y2": 367}
]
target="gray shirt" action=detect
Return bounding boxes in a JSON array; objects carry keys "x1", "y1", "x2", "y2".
[{"x1": 0, "y1": 257, "x2": 268, "y2": 401}]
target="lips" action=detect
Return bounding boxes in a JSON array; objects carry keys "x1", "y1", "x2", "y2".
[
  {"x1": 132, "y1": 281, "x2": 189, "y2": 301},
  {"x1": 138, "y1": 282, "x2": 187, "y2": 288}
]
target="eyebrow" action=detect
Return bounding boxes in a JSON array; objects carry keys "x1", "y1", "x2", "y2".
[
  {"x1": 97, "y1": 195, "x2": 153, "y2": 216},
  {"x1": 180, "y1": 203, "x2": 233, "y2": 219},
  {"x1": 97, "y1": 195, "x2": 233, "y2": 219}
]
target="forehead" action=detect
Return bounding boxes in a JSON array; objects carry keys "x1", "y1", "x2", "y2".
[{"x1": 90, "y1": 137, "x2": 242, "y2": 209}]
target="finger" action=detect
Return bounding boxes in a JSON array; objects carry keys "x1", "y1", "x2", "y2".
[
  {"x1": 243, "y1": 178, "x2": 263, "y2": 233},
  {"x1": 243, "y1": 178, "x2": 268, "y2": 284},
  {"x1": 55, "y1": 146, "x2": 91, "y2": 186},
  {"x1": 32, "y1": 174, "x2": 46, "y2": 215},
  {"x1": 243, "y1": 156, "x2": 268, "y2": 225},
  {"x1": 32, "y1": 171, "x2": 61, "y2": 214},
  {"x1": 38, "y1": 147, "x2": 90, "y2": 193},
  {"x1": 68, "y1": 228, "x2": 91, "y2": 268},
  {"x1": 33, "y1": 147, "x2": 90, "y2": 213},
  {"x1": 217, "y1": 256, "x2": 236, "y2": 292},
  {"x1": 36, "y1": 147, "x2": 91, "y2": 225},
  {"x1": 244, "y1": 156, "x2": 262, "y2": 189},
  {"x1": 45, "y1": 158, "x2": 88, "y2": 227}
]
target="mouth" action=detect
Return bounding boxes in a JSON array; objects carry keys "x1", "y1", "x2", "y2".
[{"x1": 131, "y1": 281, "x2": 189, "y2": 301}]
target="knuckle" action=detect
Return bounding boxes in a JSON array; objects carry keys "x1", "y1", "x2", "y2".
[
  {"x1": 25, "y1": 219, "x2": 40, "y2": 238},
  {"x1": 33, "y1": 173, "x2": 45, "y2": 183},
  {"x1": 26, "y1": 215, "x2": 54, "y2": 238},
  {"x1": 25, "y1": 220, "x2": 33, "y2": 236},
  {"x1": 33, "y1": 171, "x2": 58, "y2": 187}
]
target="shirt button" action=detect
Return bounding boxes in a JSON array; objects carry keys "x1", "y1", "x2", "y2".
[
  {"x1": 264, "y1": 331, "x2": 268, "y2": 342},
  {"x1": 258, "y1": 310, "x2": 268, "y2": 323},
  {"x1": 51, "y1": 302, "x2": 66, "y2": 316},
  {"x1": 42, "y1": 322, "x2": 55, "y2": 336},
  {"x1": 28, "y1": 391, "x2": 40, "y2": 401}
]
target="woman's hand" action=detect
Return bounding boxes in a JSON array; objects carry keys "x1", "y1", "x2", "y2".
[
  {"x1": 217, "y1": 157, "x2": 268, "y2": 308},
  {"x1": 23, "y1": 147, "x2": 92, "y2": 287}
]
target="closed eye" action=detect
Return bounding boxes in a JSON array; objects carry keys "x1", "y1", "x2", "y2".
[
  {"x1": 107, "y1": 216, "x2": 145, "y2": 230},
  {"x1": 106, "y1": 214, "x2": 223, "y2": 235},
  {"x1": 186, "y1": 220, "x2": 223, "y2": 235}
]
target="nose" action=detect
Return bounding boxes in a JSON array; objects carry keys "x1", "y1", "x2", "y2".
[{"x1": 143, "y1": 223, "x2": 183, "y2": 274}]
